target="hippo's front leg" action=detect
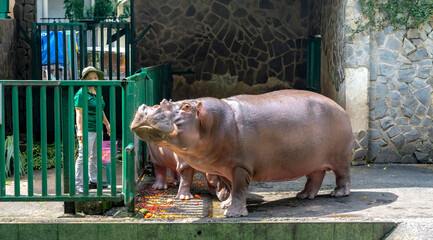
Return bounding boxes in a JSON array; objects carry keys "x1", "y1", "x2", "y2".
[
  {"x1": 224, "y1": 167, "x2": 250, "y2": 217},
  {"x1": 176, "y1": 162, "x2": 195, "y2": 200}
]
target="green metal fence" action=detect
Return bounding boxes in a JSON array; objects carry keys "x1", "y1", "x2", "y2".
[
  {"x1": 0, "y1": 80, "x2": 135, "y2": 204},
  {"x1": 32, "y1": 22, "x2": 132, "y2": 81},
  {"x1": 125, "y1": 63, "x2": 173, "y2": 175}
]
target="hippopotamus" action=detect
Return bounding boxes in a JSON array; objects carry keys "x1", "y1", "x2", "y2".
[
  {"x1": 130, "y1": 89, "x2": 353, "y2": 217},
  {"x1": 147, "y1": 143, "x2": 230, "y2": 201}
]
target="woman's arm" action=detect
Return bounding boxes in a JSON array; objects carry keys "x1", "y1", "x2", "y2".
[
  {"x1": 75, "y1": 108, "x2": 83, "y2": 142},
  {"x1": 103, "y1": 111, "x2": 110, "y2": 136}
]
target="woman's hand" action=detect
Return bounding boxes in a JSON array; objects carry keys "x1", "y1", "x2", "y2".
[
  {"x1": 77, "y1": 131, "x2": 83, "y2": 143},
  {"x1": 105, "y1": 123, "x2": 111, "y2": 136}
]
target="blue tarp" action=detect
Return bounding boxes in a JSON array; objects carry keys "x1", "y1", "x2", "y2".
[{"x1": 41, "y1": 31, "x2": 64, "y2": 66}]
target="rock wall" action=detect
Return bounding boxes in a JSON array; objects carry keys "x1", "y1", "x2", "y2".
[
  {"x1": 318, "y1": 0, "x2": 346, "y2": 106},
  {"x1": 135, "y1": 0, "x2": 314, "y2": 99},
  {"x1": 0, "y1": 19, "x2": 17, "y2": 80},
  {"x1": 14, "y1": 0, "x2": 35, "y2": 80},
  {"x1": 368, "y1": 23, "x2": 433, "y2": 164}
]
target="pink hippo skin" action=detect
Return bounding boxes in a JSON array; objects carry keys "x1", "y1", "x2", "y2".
[
  {"x1": 130, "y1": 90, "x2": 353, "y2": 217},
  {"x1": 148, "y1": 143, "x2": 230, "y2": 201}
]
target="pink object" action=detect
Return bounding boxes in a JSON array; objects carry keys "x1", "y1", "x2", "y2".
[{"x1": 102, "y1": 141, "x2": 117, "y2": 163}]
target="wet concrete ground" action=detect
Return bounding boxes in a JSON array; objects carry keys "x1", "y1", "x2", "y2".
[{"x1": 1, "y1": 164, "x2": 432, "y2": 239}]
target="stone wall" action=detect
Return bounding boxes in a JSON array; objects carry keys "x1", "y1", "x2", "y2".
[
  {"x1": 14, "y1": 0, "x2": 35, "y2": 80},
  {"x1": 368, "y1": 22, "x2": 433, "y2": 164},
  {"x1": 135, "y1": 0, "x2": 313, "y2": 99},
  {"x1": 0, "y1": 19, "x2": 17, "y2": 80},
  {"x1": 318, "y1": 0, "x2": 346, "y2": 105}
]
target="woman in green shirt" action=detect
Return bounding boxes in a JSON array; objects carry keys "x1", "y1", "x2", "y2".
[{"x1": 74, "y1": 66, "x2": 110, "y2": 193}]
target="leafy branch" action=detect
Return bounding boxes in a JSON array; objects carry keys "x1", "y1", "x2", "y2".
[{"x1": 352, "y1": 0, "x2": 433, "y2": 34}]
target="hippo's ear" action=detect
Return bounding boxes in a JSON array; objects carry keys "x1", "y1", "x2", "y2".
[
  {"x1": 196, "y1": 102, "x2": 203, "y2": 115},
  {"x1": 196, "y1": 102, "x2": 212, "y2": 130},
  {"x1": 160, "y1": 99, "x2": 172, "y2": 111}
]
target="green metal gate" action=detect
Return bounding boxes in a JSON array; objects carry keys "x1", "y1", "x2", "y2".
[
  {"x1": 0, "y1": 80, "x2": 136, "y2": 205},
  {"x1": 31, "y1": 22, "x2": 133, "y2": 81},
  {"x1": 0, "y1": 63, "x2": 172, "y2": 211}
]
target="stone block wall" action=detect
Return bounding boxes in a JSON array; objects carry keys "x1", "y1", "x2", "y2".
[
  {"x1": 14, "y1": 0, "x2": 35, "y2": 80},
  {"x1": 0, "y1": 19, "x2": 17, "y2": 80},
  {"x1": 135, "y1": 0, "x2": 314, "y2": 99},
  {"x1": 316, "y1": 0, "x2": 346, "y2": 105},
  {"x1": 368, "y1": 23, "x2": 433, "y2": 164}
]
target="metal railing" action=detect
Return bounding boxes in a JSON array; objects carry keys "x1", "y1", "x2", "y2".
[
  {"x1": 31, "y1": 22, "x2": 132, "y2": 81},
  {"x1": 0, "y1": 80, "x2": 135, "y2": 203}
]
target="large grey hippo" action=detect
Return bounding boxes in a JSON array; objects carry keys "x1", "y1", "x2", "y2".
[{"x1": 130, "y1": 90, "x2": 353, "y2": 217}]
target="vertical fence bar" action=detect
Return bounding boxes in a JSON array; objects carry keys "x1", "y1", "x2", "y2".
[
  {"x1": 100, "y1": 23, "x2": 105, "y2": 75},
  {"x1": 82, "y1": 87, "x2": 89, "y2": 195},
  {"x1": 83, "y1": 25, "x2": 88, "y2": 67},
  {"x1": 63, "y1": 27, "x2": 67, "y2": 80},
  {"x1": 96, "y1": 86, "x2": 103, "y2": 196},
  {"x1": 92, "y1": 24, "x2": 96, "y2": 67},
  {"x1": 12, "y1": 86, "x2": 20, "y2": 196},
  {"x1": 70, "y1": 25, "x2": 75, "y2": 80},
  {"x1": 125, "y1": 23, "x2": 130, "y2": 77},
  {"x1": 110, "y1": 85, "x2": 116, "y2": 196},
  {"x1": 47, "y1": 25, "x2": 51, "y2": 80},
  {"x1": 54, "y1": 86, "x2": 61, "y2": 196},
  {"x1": 26, "y1": 86, "x2": 33, "y2": 196},
  {"x1": 68, "y1": 86, "x2": 75, "y2": 195},
  {"x1": 40, "y1": 86, "x2": 48, "y2": 196},
  {"x1": 37, "y1": 25, "x2": 43, "y2": 80},
  {"x1": 79, "y1": 25, "x2": 84, "y2": 75},
  {"x1": 108, "y1": 24, "x2": 113, "y2": 80},
  {"x1": 0, "y1": 84, "x2": 5, "y2": 196},
  {"x1": 54, "y1": 25, "x2": 59, "y2": 80},
  {"x1": 116, "y1": 23, "x2": 120, "y2": 80}
]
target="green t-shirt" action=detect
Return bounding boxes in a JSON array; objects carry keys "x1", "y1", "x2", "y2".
[{"x1": 74, "y1": 87, "x2": 105, "y2": 132}]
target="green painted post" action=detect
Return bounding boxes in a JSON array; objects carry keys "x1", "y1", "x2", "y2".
[
  {"x1": 96, "y1": 86, "x2": 103, "y2": 196},
  {"x1": 109, "y1": 85, "x2": 116, "y2": 196},
  {"x1": 12, "y1": 86, "x2": 19, "y2": 196},
  {"x1": 26, "y1": 86, "x2": 34, "y2": 196},
  {"x1": 54, "y1": 25, "x2": 59, "y2": 80},
  {"x1": 122, "y1": 81, "x2": 135, "y2": 207},
  {"x1": 62, "y1": 27, "x2": 67, "y2": 80},
  {"x1": 68, "y1": 86, "x2": 75, "y2": 196},
  {"x1": 100, "y1": 22, "x2": 105, "y2": 74},
  {"x1": 47, "y1": 25, "x2": 51, "y2": 78},
  {"x1": 0, "y1": 0, "x2": 10, "y2": 18},
  {"x1": 41, "y1": 86, "x2": 48, "y2": 196},
  {"x1": 116, "y1": 23, "x2": 120, "y2": 80},
  {"x1": 108, "y1": 24, "x2": 113, "y2": 80},
  {"x1": 0, "y1": 83, "x2": 5, "y2": 196},
  {"x1": 82, "y1": 87, "x2": 89, "y2": 195},
  {"x1": 54, "y1": 86, "x2": 61, "y2": 196}
]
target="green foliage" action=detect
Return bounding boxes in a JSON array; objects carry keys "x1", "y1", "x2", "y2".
[
  {"x1": 64, "y1": 0, "x2": 84, "y2": 22},
  {"x1": 4, "y1": 136, "x2": 26, "y2": 177},
  {"x1": 22, "y1": 144, "x2": 62, "y2": 171},
  {"x1": 64, "y1": 0, "x2": 130, "y2": 22},
  {"x1": 353, "y1": 0, "x2": 433, "y2": 34}
]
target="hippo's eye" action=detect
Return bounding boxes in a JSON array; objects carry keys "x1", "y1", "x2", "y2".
[{"x1": 181, "y1": 103, "x2": 192, "y2": 112}]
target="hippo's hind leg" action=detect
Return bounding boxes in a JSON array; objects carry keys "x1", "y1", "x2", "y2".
[
  {"x1": 296, "y1": 170, "x2": 326, "y2": 199},
  {"x1": 331, "y1": 162, "x2": 351, "y2": 197}
]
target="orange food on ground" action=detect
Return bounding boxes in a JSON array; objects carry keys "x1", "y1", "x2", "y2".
[{"x1": 195, "y1": 194, "x2": 201, "y2": 199}]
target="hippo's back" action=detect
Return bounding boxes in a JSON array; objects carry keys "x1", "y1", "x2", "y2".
[{"x1": 222, "y1": 89, "x2": 353, "y2": 181}]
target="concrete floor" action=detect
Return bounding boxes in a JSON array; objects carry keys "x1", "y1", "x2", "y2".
[{"x1": 1, "y1": 164, "x2": 432, "y2": 239}]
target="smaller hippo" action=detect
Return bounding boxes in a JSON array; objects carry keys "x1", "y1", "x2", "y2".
[{"x1": 148, "y1": 143, "x2": 229, "y2": 200}]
